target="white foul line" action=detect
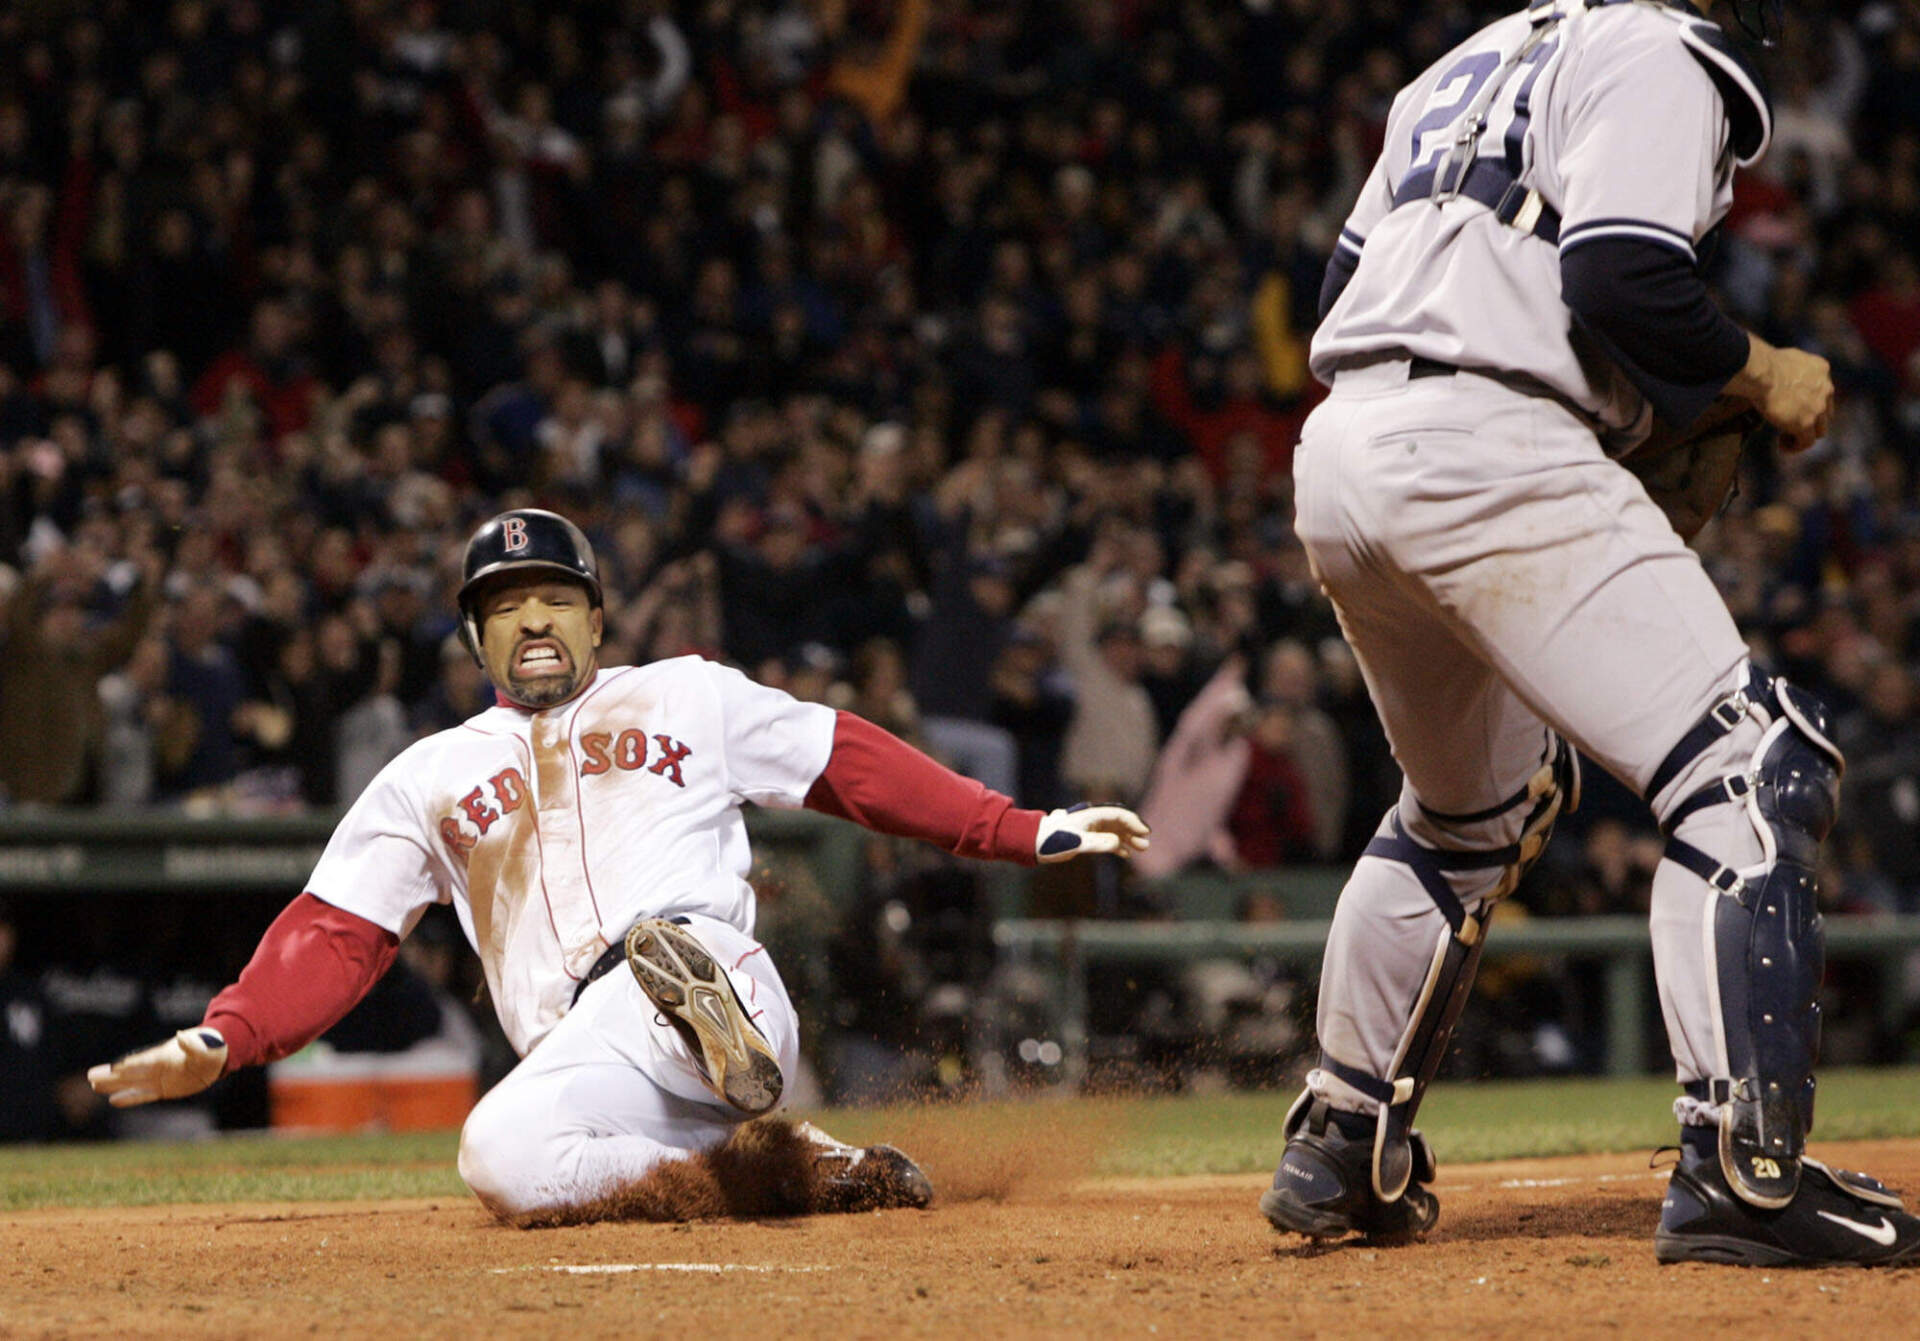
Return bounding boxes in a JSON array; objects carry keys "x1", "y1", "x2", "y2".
[
  {"x1": 492, "y1": 1262, "x2": 836, "y2": 1276},
  {"x1": 1494, "y1": 1171, "x2": 1667, "y2": 1190}
]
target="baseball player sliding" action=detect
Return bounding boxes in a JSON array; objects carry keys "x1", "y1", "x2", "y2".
[
  {"x1": 1259, "y1": 0, "x2": 1920, "y2": 1266},
  {"x1": 88, "y1": 509, "x2": 1148, "y2": 1222}
]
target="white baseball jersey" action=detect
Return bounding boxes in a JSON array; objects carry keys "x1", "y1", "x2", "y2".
[
  {"x1": 302, "y1": 658, "x2": 835, "y2": 1056},
  {"x1": 1312, "y1": 0, "x2": 1760, "y2": 433}
]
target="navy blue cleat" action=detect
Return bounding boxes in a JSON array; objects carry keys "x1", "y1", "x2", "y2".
[
  {"x1": 1260, "y1": 1097, "x2": 1439, "y2": 1242},
  {"x1": 1656, "y1": 1139, "x2": 1920, "y2": 1267}
]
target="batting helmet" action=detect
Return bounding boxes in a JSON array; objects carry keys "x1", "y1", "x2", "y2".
[{"x1": 457, "y1": 509, "x2": 602, "y2": 663}]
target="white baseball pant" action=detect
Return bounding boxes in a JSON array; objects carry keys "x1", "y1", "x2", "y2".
[{"x1": 456, "y1": 914, "x2": 801, "y2": 1219}]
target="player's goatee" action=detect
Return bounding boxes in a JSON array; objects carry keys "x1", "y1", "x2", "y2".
[{"x1": 507, "y1": 673, "x2": 581, "y2": 707}]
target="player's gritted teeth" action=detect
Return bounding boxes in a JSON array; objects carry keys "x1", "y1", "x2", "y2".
[{"x1": 513, "y1": 638, "x2": 571, "y2": 678}]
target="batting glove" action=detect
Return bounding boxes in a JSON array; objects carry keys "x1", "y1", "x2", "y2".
[
  {"x1": 1036, "y1": 804, "x2": 1151, "y2": 863},
  {"x1": 87, "y1": 1028, "x2": 229, "y2": 1107}
]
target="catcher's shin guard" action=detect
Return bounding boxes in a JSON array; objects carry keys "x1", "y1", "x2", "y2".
[
  {"x1": 1655, "y1": 669, "x2": 1841, "y2": 1209},
  {"x1": 1317, "y1": 917, "x2": 1486, "y2": 1202},
  {"x1": 1319, "y1": 734, "x2": 1577, "y2": 1202}
]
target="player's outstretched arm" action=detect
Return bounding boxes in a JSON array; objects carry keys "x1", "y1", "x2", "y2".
[
  {"x1": 87, "y1": 1029, "x2": 229, "y2": 1107},
  {"x1": 86, "y1": 893, "x2": 399, "y2": 1106},
  {"x1": 804, "y1": 710, "x2": 1148, "y2": 865}
]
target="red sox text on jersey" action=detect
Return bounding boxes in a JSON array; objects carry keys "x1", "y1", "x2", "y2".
[{"x1": 439, "y1": 730, "x2": 694, "y2": 856}]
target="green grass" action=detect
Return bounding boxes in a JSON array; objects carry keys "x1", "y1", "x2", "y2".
[
  {"x1": 7, "y1": 1068, "x2": 1920, "y2": 1212},
  {"x1": 0, "y1": 1130, "x2": 465, "y2": 1211},
  {"x1": 1090, "y1": 1066, "x2": 1920, "y2": 1175}
]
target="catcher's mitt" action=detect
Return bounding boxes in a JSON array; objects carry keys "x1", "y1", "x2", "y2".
[{"x1": 1617, "y1": 396, "x2": 1773, "y2": 543}]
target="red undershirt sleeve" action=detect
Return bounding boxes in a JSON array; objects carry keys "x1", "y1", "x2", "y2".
[
  {"x1": 201, "y1": 892, "x2": 401, "y2": 1072},
  {"x1": 803, "y1": 710, "x2": 1043, "y2": 864}
]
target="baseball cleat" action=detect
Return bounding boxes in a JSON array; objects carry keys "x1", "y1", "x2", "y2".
[
  {"x1": 1656, "y1": 1143, "x2": 1920, "y2": 1267},
  {"x1": 1260, "y1": 1097, "x2": 1438, "y2": 1242},
  {"x1": 795, "y1": 1121, "x2": 934, "y2": 1213},
  {"x1": 626, "y1": 919, "x2": 784, "y2": 1115}
]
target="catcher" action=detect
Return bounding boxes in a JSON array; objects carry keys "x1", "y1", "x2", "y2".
[
  {"x1": 89, "y1": 509, "x2": 1150, "y2": 1224},
  {"x1": 1259, "y1": 0, "x2": 1920, "y2": 1268}
]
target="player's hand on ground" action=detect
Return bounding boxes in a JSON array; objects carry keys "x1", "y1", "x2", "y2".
[
  {"x1": 1036, "y1": 804, "x2": 1151, "y2": 862},
  {"x1": 1730, "y1": 336, "x2": 1833, "y2": 453},
  {"x1": 86, "y1": 1028, "x2": 228, "y2": 1107}
]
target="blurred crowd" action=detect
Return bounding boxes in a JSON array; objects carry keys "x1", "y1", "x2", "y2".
[{"x1": 0, "y1": 0, "x2": 1915, "y2": 935}]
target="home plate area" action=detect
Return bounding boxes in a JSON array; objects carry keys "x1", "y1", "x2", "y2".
[{"x1": 6, "y1": 1141, "x2": 1919, "y2": 1336}]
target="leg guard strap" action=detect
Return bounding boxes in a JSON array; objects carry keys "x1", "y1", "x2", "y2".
[
  {"x1": 1645, "y1": 663, "x2": 1775, "y2": 804},
  {"x1": 1363, "y1": 816, "x2": 1482, "y2": 938},
  {"x1": 1661, "y1": 772, "x2": 1755, "y2": 836},
  {"x1": 1318, "y1": 1055, "x2": 1401, "y2": 1109},
  {"x1": 1417, "y1": 772, "x2": 1540, "y2": 826},
  {"x1": 1363, "y1": 732, "x2": 1580, "y2": 938},
  {"x1": 1664, "y1": 837, "x2": 1746, "y2": 895}
]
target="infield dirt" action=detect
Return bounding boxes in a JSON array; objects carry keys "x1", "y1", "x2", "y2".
[{"x1": 6, "y1": 1140, "x2": 1917, "y2": 1338}]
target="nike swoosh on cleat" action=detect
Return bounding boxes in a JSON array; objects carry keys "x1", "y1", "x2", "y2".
[{"x1": 1817, "y1": 1210, "x2": 1898, "y2": 1246}]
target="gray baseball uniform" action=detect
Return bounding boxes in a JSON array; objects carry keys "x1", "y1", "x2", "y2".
[
  {"x1": 1315, "y1": 1, "x2": 1755, "y2": 436},
  {"x1": 1281, "y1": 0, "x2": 1835, "y2": 1213}
]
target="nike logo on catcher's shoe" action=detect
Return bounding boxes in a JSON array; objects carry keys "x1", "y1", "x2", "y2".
[{"x1": 1817, "y1": 1210, "x2": 1898, "y2": 1245}]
